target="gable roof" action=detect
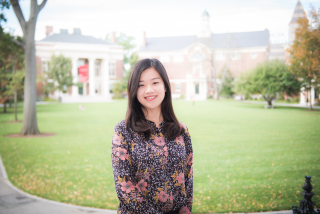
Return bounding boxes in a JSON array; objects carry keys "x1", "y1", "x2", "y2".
[
  {"x1": 39, "y1": 33, "x2": 111, "y2": 45},
  {"x1": 139, "y1": 30, "x2": 269, "y2": 52}
]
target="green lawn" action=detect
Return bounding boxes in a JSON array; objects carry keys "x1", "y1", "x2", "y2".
[{"x1": 0, "y1": 100, "x2": 319, "y2": 213}]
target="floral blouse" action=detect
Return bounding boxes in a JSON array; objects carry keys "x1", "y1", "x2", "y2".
[{"x1": 111, "y1": 120, "x2": 193, "y2": 214}]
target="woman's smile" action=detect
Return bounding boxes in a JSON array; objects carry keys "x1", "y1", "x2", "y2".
[{"x1": 145, "y1": 95, "x2": 157, "y2": 101}]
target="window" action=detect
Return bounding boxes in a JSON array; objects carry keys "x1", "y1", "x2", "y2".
[
  {"x1": 175, "y1": 83, "x2": 181, "y2": 92},
  {"x1": 42, "y1": 61, "x2": 48, "y2": 73},
  {"x1": 195, "y1": 83, "x2": 199, "y2": 94},
  {"x1": 159, "y1": 56, "x2": 170, "y2": 63},
  {"x1": 193, "y1": 65, "x2": 203, "y2": 75},
  {"x1": 109, "y1": 62, "x2": 116, "y2": 77},
  {"x1": 95, "y1": 60, "x2": 101, "y2": 76},
  {"x1": 229, "y1": 53, "x2": 241, "y2": 60},
  {"x1": 250, "y1": 53, "x2": 258, "y2": 59},
  {"x1": 95, "y1": 82, "x2": 100, "y2": 94},
  {"x1": 173, "y1": 55, "x2": 183, "y2": 62},
  {"x1": 214, "y1": 53, "x2": 225, "y2": 61},
  {"x1": 191, "y1": 52, "x2": 205, "y2": 61}
]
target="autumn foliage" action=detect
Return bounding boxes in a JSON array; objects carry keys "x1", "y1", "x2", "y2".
[{"x1": 288, "y1": 8, "x2": 320, "y2": 110}]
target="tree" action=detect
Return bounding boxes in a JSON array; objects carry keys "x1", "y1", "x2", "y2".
[
  {"x1": 219, "y1": 69, "x2": 234, "y2": 98},
  {"x1": 10, "y1": 0, "x2": 47, "y2": 135},
  {"x1": 234, "y1": 60, "x2": 301, "y2": 107},
  {"x1": 106, "y1": 33, "x2": 139, "y2": 98},
  {"x1": 43, "y1": 55, "x2": 74, "y2": 102},
  {"x1": 288, "y1": 8, "x2": 320, "y2": 111},
  {"x1": 0, "y1": 28, "x2": 24, "y2": 115}
]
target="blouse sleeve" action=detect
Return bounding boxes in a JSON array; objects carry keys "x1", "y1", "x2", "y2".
[
  {"x1": 111, "y1": 123, "x2": 161, "y2": 214},
  {"x1": 180, "y1": 125, "x2": 193, "y2": 214}
]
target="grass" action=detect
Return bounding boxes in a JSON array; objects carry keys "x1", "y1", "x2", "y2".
[{"x1": 0, "y1": 100, "x2": 319, "y2": 213}]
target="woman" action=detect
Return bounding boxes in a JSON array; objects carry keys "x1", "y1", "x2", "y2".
[{"x1": 111, "y1": 58, "x2": 193, "y2": 214}]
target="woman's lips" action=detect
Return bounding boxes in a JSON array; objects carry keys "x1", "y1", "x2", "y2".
[{"x1": 145, "y1": 95, "x2": 157, "y2": 101}]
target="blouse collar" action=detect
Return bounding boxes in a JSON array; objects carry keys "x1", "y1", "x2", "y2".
[{"x1": 146, "y1": 119, "x2": 165, "y2": 129}]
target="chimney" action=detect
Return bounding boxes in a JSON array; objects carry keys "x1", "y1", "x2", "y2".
[
  {"x1": 111, "y1": 32, "x2": 117, "y2": 44},
  {"x1": 142, "y1": 31, "x2": 146, "y2": 47},
  {"x1": 60, "y1": 29, "x2": 68, "y2": 34},
  {"x1": 46, "y1": 26, "x2": 53, "y2": 36},
  {"x1": 73, "y1": 28, "x2": 81, "y2": 35}
]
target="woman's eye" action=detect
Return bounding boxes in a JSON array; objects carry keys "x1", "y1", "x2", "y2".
[
  {"x1": 153, "y1": 82, "x2": 159, "y2": 85},
  {"x1": 139, "y1": 85, "x2": 144, "y2": 87}
]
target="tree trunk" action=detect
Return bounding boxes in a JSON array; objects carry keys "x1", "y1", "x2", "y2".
[
  {"x1": 20, "y1": 22, "x2": 40, "y2": 135},
  {"x1": 3, "y1": 100, "x2": 7, "y2": 113},
  {"x1": 14, "y1": 88, "x2": 18, "y2": 121},
  {"x1": 267, "y1": 100, "x2": 272, "y2": 106},
  {"x1": 9, "y1": 98, "x2": 12, "y2": 108}
]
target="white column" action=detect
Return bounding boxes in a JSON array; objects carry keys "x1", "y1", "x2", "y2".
[
  {"x1": 311, "y1": 87, "x2": 315, "y2": 105},
  {"x1": 102, "y1": 58, "x2": 110, "y2": 98},
  {"x1": 89, "y1": 58, "x2": 95, "y2": 96},
  {"x1": 71, "y1": 58, "x2": 78, "y2": 97}
]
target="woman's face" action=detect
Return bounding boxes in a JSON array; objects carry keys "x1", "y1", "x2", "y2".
[{"x1": 137, "y1": 67, "x2": 166, "y2": 113}]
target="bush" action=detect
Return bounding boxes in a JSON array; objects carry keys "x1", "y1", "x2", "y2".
[
  {"x1": 293, "y1": 97, "x2": 300, "y2": 103},
  {"x1": 286, "y1": 98, "x2": 291, "y2": 103},
  {"x1": 180, "y1": 94, "x2": 185, "y2": 99},
  {"x1": 254, "y1": 97, "x2": 258, "y2": 100}
]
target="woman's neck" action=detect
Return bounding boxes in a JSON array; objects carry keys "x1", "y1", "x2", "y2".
[{"x1": 143, "y1": 107, "x2": 163, "y2": 127}]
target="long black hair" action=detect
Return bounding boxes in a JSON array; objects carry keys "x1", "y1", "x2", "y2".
[{"x1": 126, "y1": 58, "x2": 184, "y2": 141}]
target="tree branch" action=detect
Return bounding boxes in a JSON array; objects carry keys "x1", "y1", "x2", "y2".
[
  {"x1": 10, "y1": 0, "x2": 26, "y2": 33},
  {"x1": 38, "y1": 0, "x2": 48, "y2": 12},
  {"x1": 12, "y1": 39, "x2": 24, "y2": 49}
]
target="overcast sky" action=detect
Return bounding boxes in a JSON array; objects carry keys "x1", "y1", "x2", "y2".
[{"x1": 3, "y1": 0, "x2": 320, "y2": 46}]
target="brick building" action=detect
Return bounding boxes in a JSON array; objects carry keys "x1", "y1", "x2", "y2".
[{"x1": 138, "y1": 10, "x2": 270, "y2": 100}]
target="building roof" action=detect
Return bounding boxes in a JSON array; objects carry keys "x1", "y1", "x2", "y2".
[
  {"x1": 290, "y1": 0, "x2": 306, "y2": 23},
  {"x1": 139, "y1": 30, "x2": 269, "y2": 52},
  {"x1": 39, "y1": 32, "x2": 111, "y2": 45},
  {"x1": 202, "y1": 10, "x2": 210, "y2": 17}
]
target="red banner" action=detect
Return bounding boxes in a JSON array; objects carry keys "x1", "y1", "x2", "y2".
[{"x1": 78, "y1": 64, "x2": 88, "y2": 83}]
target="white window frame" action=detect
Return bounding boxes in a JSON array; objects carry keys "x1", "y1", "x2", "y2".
[
  {"x1": 175, "y1": 83, "x2": 181, "y2": 92},
  {"x1": 193, "y1": 65, "x2": 203, "y2": 75},
  {"x1": 109, "y1": 61, "x2": 116, "y2": 77},
  {"x1": 229, "y1": 53, "x2": 241, "y2": 61},
  {"x1": 95, "y1": 60, "x2": 101, "y2": 77},
  {"x1": 42, "y1": 61, "x2": 48, "y2": 73},
  {"x1": 214, "y1": 53, "x2": 225, "y2": 61}
]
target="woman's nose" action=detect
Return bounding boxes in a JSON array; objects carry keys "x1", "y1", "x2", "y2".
[{"x1": 146, "y1": 84, "x2": 154, "y2": 93}]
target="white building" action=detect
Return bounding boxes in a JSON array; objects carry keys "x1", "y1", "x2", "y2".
[{"x1": 35, "y1": 27, "x2": 124, "y2": 103}]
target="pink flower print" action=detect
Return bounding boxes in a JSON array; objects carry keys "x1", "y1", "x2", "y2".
[
  {"x1": 176, "y1": 172, "x2": 185, "y2": 184},
  {"x1": 117, "y1": 147, "x2": 128, "y2": 161},
  {"x1": 164, "y1": 147, "x2": 169, "y2": 157},
  {"x1": 120, "y1": 181, "x2": 135, "y2": 193},
  {"x1": 154, "y1": 136, "x2": 165, "y2": 146},
  {"x1": 188, "y1": 153, "x2": 193, "y2": 165},
  {"x1": 180, "y1": 122, "x2": 187, "y2": 129},
  {"x1": 145, "y1": 172, "x2": 150, "y2": 180},
  {"x1": 136, "y1": 179, "x2": 147, "y2": 192},
  {"x1": 137, "y1": 197, "x2": 143, "y2": 202},
  {"x1": 176, "y1": 136, "x2": 183, "y2": 145},
  {"x1": 170, "y1": 191, "x2": 173, "y2": 201},
  {"x1": 162, "y1": 157, "x2": 168, "y2": 164},
  {"x1": 190, "y1": 165, "x2": 193, "y2": 175},
  {"x1": 179, "y1": 206, "x2": 190, "y2": 214},
  {"x1": 157, "y1": 191, "x2": 168, "y2": 203},
  {"x1": 112, "y1": 133, "x2": 121, "y2": 145}
]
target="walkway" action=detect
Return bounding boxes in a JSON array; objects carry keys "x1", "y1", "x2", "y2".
[
  {"x1": 0, "y1": 156, "x2": 116, "y2": 214},
  {"x1": 241, "y1": 101, "x2": 320, "y2": 109}
]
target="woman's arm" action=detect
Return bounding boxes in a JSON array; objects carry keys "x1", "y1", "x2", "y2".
[
  {"x1": 111, "y1": 123, "x2": 161, "y2": 214},
  {"x1": 179, "y1": 125, "x2": 193, "y2": 214}
]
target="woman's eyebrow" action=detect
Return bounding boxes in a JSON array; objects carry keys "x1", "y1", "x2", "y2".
[{"x1": 139, "y1": 77, "x2": 160, "y2": 82}]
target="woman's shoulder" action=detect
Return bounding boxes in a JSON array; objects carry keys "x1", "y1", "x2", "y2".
[
  {"x1": 179, "y1": 121, "x2": 188, "y2": 130},
  {"x1": 114, "y1": 119, "x2": 127, "y2": 133}
]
